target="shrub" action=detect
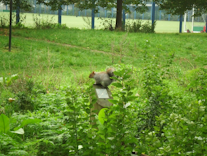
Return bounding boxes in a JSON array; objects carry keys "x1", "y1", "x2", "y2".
[{"x1": 125, "y1": 20, "x2": 156, "y2": 33}]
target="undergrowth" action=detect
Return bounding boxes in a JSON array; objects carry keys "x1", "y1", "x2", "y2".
[{"x1": 1, "y1": 26, "x2": 207, "y2": 155}]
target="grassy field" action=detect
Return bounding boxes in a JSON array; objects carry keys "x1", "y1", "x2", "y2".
[
  {"x1": 0, "y1": 28, "x2": 207, "y2": 87},
  {"x1": 1, "y1": 27, "x2": 207, "y2": 155},
  {"x1": 0, "y1": 12, "x2": 205, "y2": 32}
]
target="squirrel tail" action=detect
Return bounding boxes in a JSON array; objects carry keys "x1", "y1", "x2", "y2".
[{"x1": 106, "y1": 68, "x2": 115, "y2": 77}]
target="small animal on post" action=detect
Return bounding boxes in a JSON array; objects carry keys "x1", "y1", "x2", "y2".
[{"x1": 89, "y1": 68, "x2": 115, "y2": 87}]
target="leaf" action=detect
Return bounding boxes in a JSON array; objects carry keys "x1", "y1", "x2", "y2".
[
  {"x1": 112, "y1": 82, "x2": 123, "y2": 88},
  {"x1": 11, "y1": 128, "x2": 24, "y2": 135},
  {"x1": 108, "y1": 99, "x2": 118, "y2": 104},
  {"x1": 14, "y1": 119, "x2": 41, "y2": 131},
  {"x1": 21, "y1": 118, "x2": 41, "y2": 127},
  {"x1": 114, "y1": 70, "x2": 125, "y2": 76},
  {"x1": 0, "y1": 114, "x2": 10, "y2": 134},
  {"x1": 0, "y1": 77, "x2": 3, "y2": 84},
  {"x1": 110, "y1": 76, "x2": 119, "y2": 81},
  {"x1": 123, "y1": 74, "x2": 131, "y2": 79},
  {"x1": 98, "y1": 108, "x2": 108, "y2": 125},
  {"x1": 6, "y1": 74, "x2": 18, "y2": 86}
]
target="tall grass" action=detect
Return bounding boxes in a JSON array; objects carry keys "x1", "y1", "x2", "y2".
[{"x1": 0, "y1": 28, "x2": 206, "y2": 89}]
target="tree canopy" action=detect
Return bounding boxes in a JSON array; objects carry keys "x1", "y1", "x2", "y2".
[
  {"x1": 36, "y1": 0, "x2": 75, "y2": 10},
  {"x1": 76, "y1": 0, "x2": 149, "y2": 29},
  {"x1": 0, "y1": 0, "x2": 150, "y2": 30},
  {"x1": 0, "y1": 0, "x2": 32, "y2": 11},
  {"x1": 154, "y1": 0, "x2": 207, "y2": 16}
]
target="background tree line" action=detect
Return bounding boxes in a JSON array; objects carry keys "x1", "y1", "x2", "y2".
[{"x1": 0, "y1": 0, "x2": 206, "y2": 29}]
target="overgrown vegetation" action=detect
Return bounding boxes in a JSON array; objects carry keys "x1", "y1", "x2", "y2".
[
  {"x1": 33, "y1": 14, "x2": 67, "y2": 29},
  {"x1": 125, "y1": 20, "x2": 156, "y2": 33},
  {"x1": 0, "y1": 13, "x2": 26, "y2": 28},
  {"x1": 0, "y1": 26, "x2": 207, "y2": 155}
]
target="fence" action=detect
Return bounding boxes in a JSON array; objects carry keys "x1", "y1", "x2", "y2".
[{"x1": 0, "y1": 1, "x2": 206, "y2": 32}]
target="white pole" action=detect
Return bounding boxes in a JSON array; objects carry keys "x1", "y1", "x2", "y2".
[
  {"x1": 184, "y1": 12, "x2": 187, "y2": 32},
  {"x1": 192, "y1": 7, "x2": 194, "y2": 32}
]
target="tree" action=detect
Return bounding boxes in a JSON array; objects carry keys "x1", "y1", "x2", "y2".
[
  {"x1": 0, "y1": 0, "x2": 32, "y2": 11},
  {"x1": 0, "y1": 0, "x2": 76, "y2": 12},
  {"x1": 76, "y1": 0, "x2": 149, "y2": 30},
  {"x1": 154, "y1": 0, "x2": 207, "y2": 16},
  {"x1": 36, "y1": 0, "x2": 75, "y2": 11}
]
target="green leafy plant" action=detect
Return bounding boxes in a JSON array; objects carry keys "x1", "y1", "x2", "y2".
[
  {"x1": 0, "y1": 74, "x2": 18, "y2": 86},
  {"x1": 125, "y1": 20, "x2": 156, "y2": 33},
  {"x1": 98, "y1": 17, "x2": 115, "y2": 31},
  {"x1": 96, "y1": 64, "x2": 139, "y2": 155},
  {"x1": 0, "y1": 113, "x2": 41, "y2": 155},
  {"x1": 33, "y1": 14, "x2": 56, "y2": 29}
]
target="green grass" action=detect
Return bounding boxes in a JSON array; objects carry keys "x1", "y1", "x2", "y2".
[
  {"x1": 1, "y1": 26, "x2": 207, "y2": 156},
  {"x1": 0, "y1": 12, "x2": 205, "y2": 32},
  {"x1": 0, "y1": 28, "x2": 207, "y2": 88}
]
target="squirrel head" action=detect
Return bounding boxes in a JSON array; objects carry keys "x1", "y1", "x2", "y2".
[{"x1": 89, "y1": 71, "x2": 95, "y2": 78}]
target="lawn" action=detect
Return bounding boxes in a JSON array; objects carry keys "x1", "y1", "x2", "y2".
[
  {"x1": 0, "y1": 28, "x2": 207, "y2": 86},
  {"x1": 0, "y1": 27, "x2": 207, "y2": 155}
]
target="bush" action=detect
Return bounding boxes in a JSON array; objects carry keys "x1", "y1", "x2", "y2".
[
  {"x1": 33, "y1": 14, "x2": 68, "y2": 29},
  {"x1": 125, "y1": 20, "x2": 156, "y2": 33}
]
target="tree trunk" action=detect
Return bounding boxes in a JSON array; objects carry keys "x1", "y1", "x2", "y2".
[{"x1": 115, "y1": 0, "x2": 123, "y2": 30}]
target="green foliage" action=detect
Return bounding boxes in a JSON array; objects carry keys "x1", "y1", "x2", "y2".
[
  {"x1": 33, "y1": 15, "x2": 67, "y2": 29},
  {"x1": 0, "y1": 74, "x2": 18, "y2": 86},
  {"x1": 76, "y1": 0, "x2": 148, "y2": 14},
  {"x1": 1, "y1": 28, "x2": 207, "y2": 155},
  {"x1": 125, "y1": 20, "x2": 156, "y2": 33},
  {"x1": 0, "y1": 0, "x2": 32, "y2": 11},
  {"x1": 133, "y1": 43, "x2": 207, "y2": 155},
  {"x1": 96, "y1": 64, "x2": 138, "y2": 155},
  {"x1": 36, "y1": 0, "x2": 75, "y2": 11},
  {"x1": 0, "y1": 114, "x2": 10, "y2": 133},
  {"x1": 98, "y1": 17, "x2": 115, "y2": 31},
  {"x1": 0, "y1": 13, "x2": 26, "y2": 28},
  {"x1": 0, "y1": 113, "x2": 42, "y2": 155},
  {"x1": 154, "y1": 0, "x2": 207, "y2": 16}
]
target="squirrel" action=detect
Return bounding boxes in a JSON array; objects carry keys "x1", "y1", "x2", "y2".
[{"x1": 89, "y1": 68, "x2": 115, "y2": 87}]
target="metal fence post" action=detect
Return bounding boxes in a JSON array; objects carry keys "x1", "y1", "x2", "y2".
[
  {"x1": 206, "y1": 15, "x2": 207, "y2": 33},
  {"x1": 142, "y1": 13, "x2": 144, "y2": 19},
  {"x1": 58, "y1": 5, "x2": 62, "y2": 24},
  {"x1": 159, "y1": 10, "x2": 161, "y2": 20},
  {"x1": 72, "y1": 4, "x2": 74, "y2": 15},
  {"x1": 179, "y1": 15, "x2": 183, "y2": 33},
  {"x1": 40, "y1": 4, "x2": 41, "y2": 14},
  {"x1": 168, "y1": 14, "x2": 170, "y2": 21},
  {"x1": 67, "y1": 5, "x2": 68, "y2": 15},
  {"x1": 151, "y1": 2, "x2": 155, "y2": 26},
  {"x1": 134, "y1": 11, "x2": 136, "y2": 19},
  {"x1": 91, "y1": 0, "x2": 95, "y2": 29},
  {"x1": 34, "y1": 0, "x2": 36, "y2": 13},
  {"x1": 16, "y1": 0, "x2": 20, "y2": 24}
]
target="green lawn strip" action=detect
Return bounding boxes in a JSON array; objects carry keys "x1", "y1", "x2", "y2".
[
  {"x1": 1, "y1": 29, "x2": 207, "y2": 76},
  {"x1": 2, "y1": 28, "x2": 206, "y2": 67},
  {"x1": 0, "y1": 35, "x2": 140, "y2": 77}
]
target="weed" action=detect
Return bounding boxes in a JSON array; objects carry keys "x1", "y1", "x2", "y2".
[
  {"x1": 98, "y1": 17, "x2": 115, "y2": 31},
  {"x1": 33, "y1": 14, "x2": 56, "y2": 29},
  {"x1": 125, "y1": 20, "x2": 156, "y2": 33}
]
